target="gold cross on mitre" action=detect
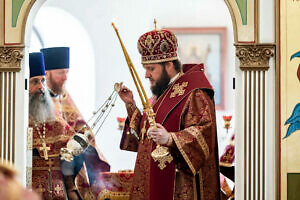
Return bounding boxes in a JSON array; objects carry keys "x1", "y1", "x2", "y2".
[
  {"x1": 170, "y1": 82, "x2": 188, "y2": 98},
  {"x1": 40, "y1": 141, "x2": 50, "y2": 160},
  {"x1": 154, "y1": 19, "x2": 157, "y2": 30}
]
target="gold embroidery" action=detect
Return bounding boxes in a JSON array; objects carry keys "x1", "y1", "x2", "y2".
[
  {"x1": 151, "y1": 146, "x2": 173, "y2": 170},
  {"x1": 129, "y1": 108, "x2": 140, "y2": 130},
  {"x1": 37, "y1": 184, "x2": 46, "y2": 194},
  {"x1": 171, "y1": 132, "x2": 196, "y2": 175},
  {"x1": 54, "y1": 184, "x2": 63, "y2": 194},
  {"x1": 141, "y1": 119, "x2": 147, "y2": 142},
  {"x1": 170, "y1": 82, "x2": 188, "y2": 98},
  {"x1": 198, "y1": 169, "x2": 205, "y2": 200},
  {"x1": 186, "y1": 127, "x2": 210, "y2": 159},
  {"x1": 33, "y1": 135, "x2": 70, "y2": 146},
  {"x1": 98, "y1": 189, "x2": 130, "y2": 200},
  {"x1": 27, "y1": 127, "x2": 33, "y2": 150},
  {"x1": 32, "y1": 166, "x2": 61, "y2": 170}
]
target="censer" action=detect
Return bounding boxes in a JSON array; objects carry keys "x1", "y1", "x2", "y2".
[{"x1": 60, "y1": 83, "x2": 121, "y2": 162}]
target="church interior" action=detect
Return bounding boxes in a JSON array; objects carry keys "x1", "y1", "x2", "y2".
[{"x1": 1, "y1": 0, "x2": 300, "y2": 199}]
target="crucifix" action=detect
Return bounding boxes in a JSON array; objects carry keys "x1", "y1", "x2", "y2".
[{"x1": 40, "y1": 141, "x2": 50, "y2": 160}]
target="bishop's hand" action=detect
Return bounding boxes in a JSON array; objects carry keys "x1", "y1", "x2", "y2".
[
  {"x1": 148, "y1": 123, "x2": 170, "y2": 145},
  {"x1": 118, "y1": 83, "x2": 135, "y2": 105}
]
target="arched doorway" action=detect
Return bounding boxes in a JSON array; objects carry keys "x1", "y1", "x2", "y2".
[{"x1": 1, "y1": 0, "x2": 277, "y2": 199}]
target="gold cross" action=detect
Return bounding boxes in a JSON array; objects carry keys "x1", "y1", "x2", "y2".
[
  {"x1": 154, "y1": 19, "x2": 157, "y2": 30},
  {"x1": 170, "y1": 82, "x2": 188, "y2": 98},
  {"x1": 37, "y1": 184, "x2": 46, "y2": 194},
  {"x1": 151, "y1": 146, "x2": 173, "y2": 170},
  {"x1": 54, "y1": 184, "x2": 63, "y2": 194},
  {"x1": 39, "y1": 141, "x2": 50, "y2": 160}
]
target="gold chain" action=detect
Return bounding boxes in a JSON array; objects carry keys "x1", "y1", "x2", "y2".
[
  {"x1": 34, "y1": 120, "x2": 51, "y2": 160},
  {"x1": 34, "y1": 120, "x2": 46, "y2": 140}
]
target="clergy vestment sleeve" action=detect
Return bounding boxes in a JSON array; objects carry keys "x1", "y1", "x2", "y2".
[
  {"x1": 120, "y1": 104, "x2": 142, "y2": 152},
  {"x1": 170, "y1": 89, "x2": 217, "y2": 175}
]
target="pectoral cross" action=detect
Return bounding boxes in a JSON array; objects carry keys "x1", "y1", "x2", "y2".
[
  {"x1": 170, "y1": 82, "x2": 188, "y2": 98},
  {"x1": 40, "y1": 141, "x2": 50, "y2": 160}
]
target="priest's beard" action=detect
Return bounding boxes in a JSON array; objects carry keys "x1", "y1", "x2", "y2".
[
  {"x1": 29, "y1": 89, "x2": 55, "y2": 123},
  {"x1": 151, "y1": 67, "x2": 171, "y2": 98},
  {"x1": 48, "y1": 73, "x2": 65, "y2": 95}
]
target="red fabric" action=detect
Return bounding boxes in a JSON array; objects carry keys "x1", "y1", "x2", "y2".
[
  {"x1": 30, "y1": 114, "x2": 73, "y2": 199},
  {"x1": 182, "y1": 63, "x2": 204, "y2": 73},
  {"x1": 297, "y1": 64, "x2": 300, "y2": 81},
  {"x1": 91, "y1": 172, "x2": 134, "y2": 198},
  {"x1": 219, "y1": 134, "x2": 235, "y2": 167},
  {"x1": 120, "y1": 64, "x2": 220, "y2": 200},
  {"x1": 137, "y1": 29, "x2": 178, "y2": 64},
  {"x1": 148, "y1": 63, "x2": 214, "y2": 199}
]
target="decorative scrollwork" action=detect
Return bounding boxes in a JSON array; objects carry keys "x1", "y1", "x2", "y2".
[
  {"x1": 26, "y1": 167, "x2": 32, "y2": 188},
  {"x1": 0, "y1": 47, "x2": 24, "y2": 72},
  {"x1": 235, "y1": 43, "x2": 275, "y2": 71}
]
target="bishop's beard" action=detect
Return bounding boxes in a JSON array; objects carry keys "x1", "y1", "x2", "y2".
[
  {"x1": 151, "y1": 67, "x2": 171, "y2": 98},
  {"x1": 29, "y1": 89, "x2": 55, "y2": 123}
]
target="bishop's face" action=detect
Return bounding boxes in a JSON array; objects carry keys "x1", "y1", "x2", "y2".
[
  {"x1": 143, "y1": 63, "x2": 164, "y2": 87},
  {"x1": 143, "y1": 63, "x2": 170, "y2": 97},
  {"x1": 29, "y1": 75, "x2": 46, "y2": 96},
  {"x1": 46, "y1": 68, "x2": 69, "y2": 95}
]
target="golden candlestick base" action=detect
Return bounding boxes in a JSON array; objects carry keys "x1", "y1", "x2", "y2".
[{"x1": 151, "y1": 145, "x2": 173, "y2": 170}]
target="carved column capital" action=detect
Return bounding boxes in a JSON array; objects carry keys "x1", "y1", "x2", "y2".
[
  {"x1": 0, "y1": 46, "x2": 24, "y2": 72},
  {"x1": 235, "y1": 43, "x2": 275, "y2": 71}
]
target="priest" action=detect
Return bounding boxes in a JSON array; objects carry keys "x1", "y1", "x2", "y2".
[
  {"x1": 29, "y1": 52, "x2": 80, "y2": 200},
  {"x1": 40, "y1": 47, "x2": 110, "y2": 195}
]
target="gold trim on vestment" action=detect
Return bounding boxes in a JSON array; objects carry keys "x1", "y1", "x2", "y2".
[
  {"x1": 33, "y1": 135, "x2": 70, "y2": 146},
  {"x1": 32, "y1": 156, "x2": 61, "y2": 170},
  {"x1": 32, "y1": 166, "x2": 61, "y2": 170},
  {"x1": 97, "y1": 189, "x2": 130, "y2": 200},
  {"x1": 198, "y1": 169, "x2": 204, "y2": 200},
  {"x1": 185, "y1": 126, "x2": 210, "y2": 160},
  {"x1": 33, "y1": 154, "x2": 60, "y2": 159},
  {"x1": 141, "y1": 56, "x2": 178, "y2": 64},
  {"x1": 171, "y1": 132, "x2": 196, "y2": 175},
  {"x1": 129, "y1": 108, "x2": 140, "y2": 131}
]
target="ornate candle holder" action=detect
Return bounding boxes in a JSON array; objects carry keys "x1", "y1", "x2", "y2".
[
  {"x1": 117, "y1": 117, "x2": 126, "y2": 130},
  {"x1": 223, "y1": 115, "x2": 232, "y2": 133}
]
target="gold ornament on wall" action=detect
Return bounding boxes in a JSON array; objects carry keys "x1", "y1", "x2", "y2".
[
  {"x1": 235, "y1": 43, "x2": 275, "y2": 71},
  {"x1": 0, "y1": 47, "x2": 24, "y2": 72}
]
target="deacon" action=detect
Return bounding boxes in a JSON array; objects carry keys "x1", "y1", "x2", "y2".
[
  {"x1": 118, "y1": 25, "x2": 220, "y2": 200},
  {"x1": 40, "y1": 47, "x2": 110, "y2": 194},
  {"x1": 29, "y1": 52, "x2": 81, "y2": 200}
]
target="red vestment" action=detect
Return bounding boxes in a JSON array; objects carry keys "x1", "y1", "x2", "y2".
[
  {"x1": 30, "y1": 114, "x2": 74, "y2": 200},
  {"x1": 120, "y1": 64, "x2": 220, "y2": 200}
]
